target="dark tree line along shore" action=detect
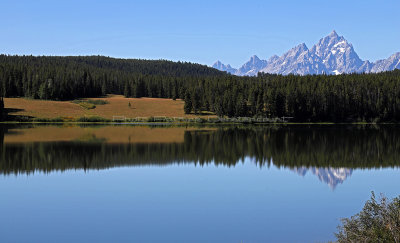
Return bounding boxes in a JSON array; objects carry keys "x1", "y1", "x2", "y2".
[
  {"x1": 1, "y1": 55, "x2": 400, "y2": 122},
  {"x1": 1, "y1": 125, "x2": 400, "y2": 175}
]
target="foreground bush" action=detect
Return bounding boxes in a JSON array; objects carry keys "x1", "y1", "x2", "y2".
[{"x1": 336, "y1": 192, "x2": 400, "y2": 242}]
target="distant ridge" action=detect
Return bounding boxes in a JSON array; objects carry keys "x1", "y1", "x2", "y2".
[{"x1": 212, "y1": 30, "x2": 400, "y2": 76}]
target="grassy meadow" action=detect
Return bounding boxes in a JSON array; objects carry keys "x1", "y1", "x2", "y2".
[{"x1": 3, "y1": 95, "x2": 216, "y2": 122}]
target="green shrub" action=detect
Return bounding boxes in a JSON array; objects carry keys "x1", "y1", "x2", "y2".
[
  {"x1": 147, "y1": 117, "x2": 155, "y2": 122},
  {"x1": 86, "y1": 100, "x2": 109, "y2": 105},
  {"x1": 336, "y1": 192, "x2": 400, "y2": 242},
  {"x1": 78, "y1": 102, "x2": 96, "y2": 109},
  {"x1": 72, "y1": 99, "x2": 108, "y2": 110}
]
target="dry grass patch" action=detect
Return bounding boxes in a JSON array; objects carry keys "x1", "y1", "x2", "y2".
[
  {"x1": 4, "y1": 98, "x2": 87, "y2": 119},
  {"x1": 86, "y1": 95, "x2": 211, "y2": 119},
  {"x1": 4, "y1": 95, "x2": 216, "y2": 120}
]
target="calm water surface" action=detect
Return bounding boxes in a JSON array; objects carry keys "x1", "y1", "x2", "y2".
[{"x1": 0, "y1": 125, "x2": 399, "y2": 243}]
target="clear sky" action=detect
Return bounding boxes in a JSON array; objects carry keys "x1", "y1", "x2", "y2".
[{"x1": 1, "y1": 0, "x2": 399, "y2": 67}]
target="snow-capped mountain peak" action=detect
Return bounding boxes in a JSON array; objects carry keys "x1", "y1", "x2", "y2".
[
  {"x1": 309, "y1": 31, "x2": 362, "y2": 74},
  {"x1": 329, "y1": 29, "x2": 338, "y2": 37},
  {"x1": 212, "y1": 60, "x2": 237, "y2": 74},
  {"x1": 250, "y1": 54, "x2": 260, "y2": 62},
  {"x1": 212, "y1": 31, "x2": 400, "y2": 76},
  {"x1": 236, "y1": 55, "x2": 268, "y2": 76},
  {"x1": 261, "y1": 42, "x2": 327, "y2": 75},
  {"x1": 267, "y1": 55, "x2": 279, "y2": 63},
  {"x1": 371, "y1": 52, "x2": 400, "y2": 73}
]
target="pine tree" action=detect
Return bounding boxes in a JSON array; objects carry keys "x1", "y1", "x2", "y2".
[
  {"x1": 124, "y1": 81, "x2": 131, "y2": 97},
  {"x1": 38, "y1": 82, "x2": 48, "y2": 100},
  {"x1": 184, "y1": 91, "x2": 192, "y2": 114}
]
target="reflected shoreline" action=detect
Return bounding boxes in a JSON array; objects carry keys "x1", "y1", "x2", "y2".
[{"x1": 0, "y1": 124, "x2": 399, "y2": 188}]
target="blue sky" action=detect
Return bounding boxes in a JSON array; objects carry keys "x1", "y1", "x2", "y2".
[{"x1": 1, "y1": 0, "x2": 399, "y2": 67}]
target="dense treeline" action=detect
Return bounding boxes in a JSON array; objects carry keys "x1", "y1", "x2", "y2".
[
  {"x1": 254, "y1": 72, "x2": 400, "y2": 122},
  {"x1": 1, "y1": 55, "x2": 400, "y2": 122},
  {"x1": 183, "y1": 71, "x2": 400, "y2": 122},
  {"x1": 0, "y1": 55, "x2": 225, "y2": 100},
  {"x1": 1, "y1": 125, "x2": 400, "y2": 175}
]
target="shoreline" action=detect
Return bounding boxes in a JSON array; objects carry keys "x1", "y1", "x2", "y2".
[{"x1": 0, "y1": 120, "x2": 398, "y2": 125}]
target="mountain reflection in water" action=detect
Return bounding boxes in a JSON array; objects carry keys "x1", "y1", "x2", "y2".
[
  {"x1": 0, "y1": 125, "x2": 399, "y2": 189},
  {"x1": 292, "y1": 167, "x2": 353, "y2": 189}
]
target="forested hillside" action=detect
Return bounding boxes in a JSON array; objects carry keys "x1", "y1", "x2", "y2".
[
  {"x1": 1, "y1": 55, "x2": 400, "y2": 122},
  {"x1": 0, "y1": 55, "x2": 225, "y2": 100}
]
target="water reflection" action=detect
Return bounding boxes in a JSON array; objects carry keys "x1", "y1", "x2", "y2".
[
  {"x1": 292, "y1": 167, "x2": 353, "y2": 189},
  {"x1": 0, "y1": 124, "x2": 399, "y2": 189}
]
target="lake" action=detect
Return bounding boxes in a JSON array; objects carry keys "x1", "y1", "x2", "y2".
[{"x1": 0, "y1": 124, "x2": 399, "y2": 243}]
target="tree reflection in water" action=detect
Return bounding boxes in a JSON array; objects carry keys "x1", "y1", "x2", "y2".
[{"x1": 1, "y1": 125, "x2": 399, "y2": 188}]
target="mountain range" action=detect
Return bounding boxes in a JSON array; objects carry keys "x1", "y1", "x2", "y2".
[{"x1": 212, "y1": 30, "x2": 400, "y2": 76}]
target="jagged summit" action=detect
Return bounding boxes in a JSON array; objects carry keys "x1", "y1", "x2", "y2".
[
  {"x1": 212, "y1": 60, "x2": 236, "y2": 74},
  {"x1": 297, "y1": 43, "x2": 308, "y2": 50},
  {"x1": 212, "y1": 60, "x2": 222, "y2": 67},
  {"x1": 371, "y1": 52, "x2": 400, "y2": 73},
  {"x1": 329, "y1": 30, "x2": 338, "y2": 37},
  {"x1": 212, "y1": 31, "x2": 400, "y2": 76},
  {"x1": 250, "y1": 55, "x2": 260, "y2": 61},
  {"x1": 236, "y1": 55, "x2": 268, "y2": 76},
  {"x1": 267, "y1": 55, "x2": 279, "y2": 63},
  {"x1": 310, "y1": 31, "x2": 362, "y2": 73}
]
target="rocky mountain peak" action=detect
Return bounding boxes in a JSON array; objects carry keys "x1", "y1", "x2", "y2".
[
  {"x1": 329, "y1": 30, "x2": 338, "y2": 38},
  {"x1": 250, "y1": 55, "x2": 260, "y2": 62},
  {"x1": 236, "y1": 55, "x2": 268, "y2": 76},
  {"x1": 292, "y1": 43, "x2": 308, "y2": 54},
  {"x1": 212, "y1": 31, "x2": 400, "y2": 76},
  {"x1": 212, "y1": 60, "x2": 237, "y2": 74}
]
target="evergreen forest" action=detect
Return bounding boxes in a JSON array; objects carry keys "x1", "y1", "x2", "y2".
[{"x1": 1, "y1": 55, "x2": 400, "y2": 122}]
